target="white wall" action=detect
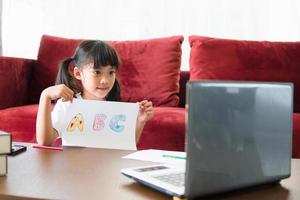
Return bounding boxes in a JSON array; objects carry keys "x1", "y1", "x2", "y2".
[{"x1": 2, "y1": 0, "x2": 300, "y2": 70}]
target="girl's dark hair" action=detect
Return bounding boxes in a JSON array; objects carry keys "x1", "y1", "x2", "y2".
[{"x1": 56, "y1": 40, "x2": 121, "y2": 101}]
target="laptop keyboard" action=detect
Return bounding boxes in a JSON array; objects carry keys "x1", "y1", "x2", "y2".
[{"x1": 152, "y1": 172, "x2": 185, "y2": 187}]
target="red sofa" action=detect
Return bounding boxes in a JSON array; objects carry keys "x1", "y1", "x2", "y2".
[
  {"x1": 0, "y1": 35, "x2": 187, "y2": 151},
  {"x1": 0, "y1": 35, "x2": 299, "y2": 158}
]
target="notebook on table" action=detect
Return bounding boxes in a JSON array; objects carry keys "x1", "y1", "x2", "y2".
[{"x1": 121, "y1": 81, "x2": 293, "y2": 199}]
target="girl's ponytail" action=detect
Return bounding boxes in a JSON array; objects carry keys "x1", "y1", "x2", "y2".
[{"x1": 55, "y1": 57, "x2": 79, "y2": 93}]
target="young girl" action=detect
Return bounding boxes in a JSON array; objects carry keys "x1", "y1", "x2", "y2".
[{"x1": 36, "y1": 40, "x2": 153, "y2": 146}]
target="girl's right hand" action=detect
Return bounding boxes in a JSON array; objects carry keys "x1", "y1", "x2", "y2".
[{"x1": 41, "y1": 84, "x2": 74, "y2": 102}]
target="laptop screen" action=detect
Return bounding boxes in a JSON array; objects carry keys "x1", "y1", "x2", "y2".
[{"x1": 185, "y1": 81, "x2": 293, "y2": 198}]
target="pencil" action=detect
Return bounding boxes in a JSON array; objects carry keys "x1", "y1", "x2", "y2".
[
  {"x1": 162, "y1": 154, "x2": 185, "y2": 160},
  {"x1": 31, "y1": 144, "x2": 63, "y2": 151}
]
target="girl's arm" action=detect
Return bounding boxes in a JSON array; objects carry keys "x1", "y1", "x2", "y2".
[
  {"x1": 135, "y1": 121, "x2": 146, "y2": 143},
  {"x1": 36, "y1": 93, "x2": 58, "y2": 145},
  {"x1": 36, "y1": 84, "x2": 74, "y2": 145},
  {"x1": 135, "y1": 100, "x2": 154, "y2": 143}
]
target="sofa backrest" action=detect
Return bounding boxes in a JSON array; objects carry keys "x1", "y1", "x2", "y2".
[
  {"x1": 29, "y1": 35, "x2": 184, "y2": 107},
  {"x1": 189, "y1": 35, "x2": 300, "y2": 112},
  {"x1": 28, "y1": 34, "x2": 300, "y2": 111}
]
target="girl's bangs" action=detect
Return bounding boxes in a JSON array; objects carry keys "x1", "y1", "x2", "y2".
[{"x1": 92, "y1": 44, "x2": 119, "y2": 69}]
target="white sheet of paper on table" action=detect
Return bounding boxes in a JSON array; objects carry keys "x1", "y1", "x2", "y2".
[
  {"x1": 62, "y1": 99, "x2": 139, "y2": 150},
  {"x1": 123, "y1": 149, "x2": 186, "y2": 165}
]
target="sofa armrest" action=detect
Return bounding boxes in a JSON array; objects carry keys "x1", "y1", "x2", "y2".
[{"x1": 0, "y1": 56, "x2": 36, "y2": 109}]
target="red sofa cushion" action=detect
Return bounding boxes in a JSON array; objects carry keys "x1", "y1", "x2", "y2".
[
  {"x1": 189, "y1": 35, "x2": 300, "y2": 112},
  {"x1": 0, "y1": 104, "x2": 38, "y2": 143},
  {"x1": 30, "y1": 35, "x2": 183, "y2": 107},
  {"x1": 29, "y1": 36, "x2": 80, "y2": 104},
  {"x1": 137, "y1": 107, "x2": 185, "y2": 151}
]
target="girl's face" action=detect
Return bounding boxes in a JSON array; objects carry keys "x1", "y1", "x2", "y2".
[{"x1": 74, "y1": 63, "x2": 116, "y2": 100}]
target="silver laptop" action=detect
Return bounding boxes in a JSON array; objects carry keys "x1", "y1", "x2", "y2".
[{"x1": 121, "y1": 81, "x2": 293, "y2": 199}]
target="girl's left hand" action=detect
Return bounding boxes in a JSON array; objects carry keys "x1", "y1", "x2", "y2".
[{"x1": 137, "y1": 100, "x2": 154, "y2": 124}]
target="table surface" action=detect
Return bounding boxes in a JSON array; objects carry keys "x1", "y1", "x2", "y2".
[{"x1": 0, "y1": 143, "x2": 299, "y2": 200}]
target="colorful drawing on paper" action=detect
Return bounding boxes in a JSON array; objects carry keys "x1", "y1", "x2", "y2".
[
  {"x1": 93, "y1": 114, "x2": 107, "y2": 131},
  {"x1": 67, "y1": 113, "x2": 84, "y2": 132},
  {"x1": 66, "y1": 112, "x2": 128, "y2": 133},
  {"x1": 109, "y1": 114, "x2": 126, "y2": 133},
  {"x1": 62, "y1": 100, "x2": 139, "y2": 150}
]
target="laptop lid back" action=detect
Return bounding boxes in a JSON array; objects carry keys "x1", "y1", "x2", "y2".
[{"x1": 185, "y1": 81, "x2": 293, "y2": 199}]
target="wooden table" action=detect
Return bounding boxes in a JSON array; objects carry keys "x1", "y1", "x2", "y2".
[{"x1": 0, "y1": 143, "x2": 299, "y2": 200}]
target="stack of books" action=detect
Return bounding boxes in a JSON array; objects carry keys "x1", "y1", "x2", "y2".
[{"x1": 0, "y1": 131, "x2": 12, "y2": 176}]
